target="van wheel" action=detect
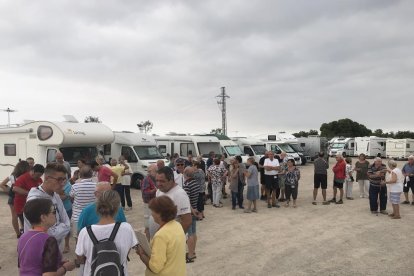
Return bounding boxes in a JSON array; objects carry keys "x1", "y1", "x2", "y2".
[
  {"x1": 131, "y1": 174, "x2": 144, "y2": 189},
  {"x1": 300, "y1": 156, "x2": 307, "y2": 165},
  {"x1": 342, "y1": 152, "x2": 347, "y2": 158},
  {"x1": 377, "y1": 153, "x2": 382, "y2": 158}
]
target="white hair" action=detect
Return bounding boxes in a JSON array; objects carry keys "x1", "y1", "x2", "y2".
[
  {"x1": 374, "y1": 157, "x2": 382, "y2": 162},
  {"x1": 408, "y1": 155, "x2": 414, "y2": 160},
  {"x1": 388, "y1": 159, "x2": 397, "y2": 169}
]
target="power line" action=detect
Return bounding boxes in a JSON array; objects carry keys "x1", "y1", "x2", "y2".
[
  {"x1": 216, "y1": 87, "x2": 230, "y2": 136},
  {"x1": 1, "y1": 107, "x2": 17, "y2": 127}
]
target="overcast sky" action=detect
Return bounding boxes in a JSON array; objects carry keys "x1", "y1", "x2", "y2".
[{"x1": 1, "y1": 0, "x2": 413, "y2": 137}]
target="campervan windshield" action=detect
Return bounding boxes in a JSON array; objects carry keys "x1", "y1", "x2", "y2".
[
  {"x1": 133, "y1": 146, "x2": 164, "y2": 160},
  {"x1": 198, "y1": 142, "x2": 221, "y2": 158},
  {"x1": 276, "y1": 143, "x2": 296, "y2": 153},
  {"x1": 331, "y1": 143, "x2": 345, "y2": 149},
  {"x1": 289, "y1": 144, "x2": 304, "y2": 153},
  {"x1": 224, "y1": 145, "x2": 244, "y2": 156},
  {"x1": 59, "y1": 147, "x2": 97, "y2": 166},
  {"x1": 251, "y1": 145, "x2": 266, "y2": 155}
]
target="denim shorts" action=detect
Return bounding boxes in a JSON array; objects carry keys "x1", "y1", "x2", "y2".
[{"x1": 187, "y1": 216, "x2": 197, "y2": 236}]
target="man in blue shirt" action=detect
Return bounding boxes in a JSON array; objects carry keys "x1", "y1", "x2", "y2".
[
  {"x1": 402, "y1": 155, "x2": 414, "y2": 205},
  {"x1": 77, "y1": 181, "x2": 127, "y2": 232}
]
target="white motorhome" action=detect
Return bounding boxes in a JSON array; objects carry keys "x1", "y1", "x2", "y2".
[
  {"x1": 271, "y1": 132, "x2": 310, "y2": 164},
  {"x1": 155, "y1": 136, "x2": 221, "y2": 160},
  {"x1": 0, "y1": 120, "x2": 115, "y2": 181},
  {"x1": 218, "y1": 139, "x2": 248, "y2": 163},
  {"x1": 354, "y1": 136, "x2": 387, "y2": 158},
  {"x1": 102, "y1": 131, "x2": 168, "y2": 188},
  {"x1": 386, "y1": 138, "x2": 414, "y2": 160},
  {"x1": 328, "y1": 137, "x2": 355, "y2": 157},
  {"x1": 263, "y1": 140, "x2": 302, "y2": 165},
  {"x1": 230, "y1": 137, "x2": 266, "y2": 163},
  {"x1": 297, "y1": 136, "x2": 329, "y2": 161}
]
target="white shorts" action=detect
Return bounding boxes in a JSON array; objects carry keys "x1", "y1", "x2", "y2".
[{"x1": 71, "y1": 219, "x2": 78, "y2": 238}]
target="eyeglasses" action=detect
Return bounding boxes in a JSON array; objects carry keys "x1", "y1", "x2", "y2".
[
  {"x1": 176, "y1": 164, "x2": 184, "y2": 166},
  {"x1": 48, "y1": 176, "x2": 67, "y2": 182}
]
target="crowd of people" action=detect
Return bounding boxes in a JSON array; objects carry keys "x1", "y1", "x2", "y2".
[{"x1": 1, "y1": 149, "x2": 413, "y2": 275}]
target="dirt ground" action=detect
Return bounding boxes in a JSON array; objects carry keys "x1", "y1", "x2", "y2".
[{"x1": 1, "y1": 158, "x2": 413, "y2": 276}]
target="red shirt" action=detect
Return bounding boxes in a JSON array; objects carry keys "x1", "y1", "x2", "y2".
[
  {"x1": 13, "y1": 172, "x2": 43, "y2": 214},
  {"x1": 333, "y1": 159, "x2": 346, "y2": 180},
  {"x1": 98, "y1": 166, "x2": 113, "y2": 182}
]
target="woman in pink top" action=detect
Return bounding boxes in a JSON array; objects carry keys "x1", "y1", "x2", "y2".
[{"x1": 330, "y1": 153, "x2": 346, "y2": 204}]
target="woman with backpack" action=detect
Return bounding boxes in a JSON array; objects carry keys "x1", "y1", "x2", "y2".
[
  {"x1": 17, "y1": 198, "x2": 76, "y2": 275},
  {"x1": 75, "y1": 190, "x2": 137, "y2": 276}
]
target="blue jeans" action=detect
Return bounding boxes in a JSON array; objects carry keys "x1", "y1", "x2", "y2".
[
  {"x1": 232, "y1": 191, "x2": 243, "y2": 208},
  {"x1": 369, "y1": 184, "x2": 387, "y2": 212}
]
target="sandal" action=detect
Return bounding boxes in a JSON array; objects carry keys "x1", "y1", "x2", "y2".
[
  {"x1": 388, "y1": 213, "x2": 395, "y2": 217},
  {"x1": 186, "y1": 253, "x2": 196, "y2": 263},
  {"x1": 312, "y1": 201, "x2": 317, "y2": 205},
  {"x1": 392, "y1": 216, "x2": 401, "y2": 219}
]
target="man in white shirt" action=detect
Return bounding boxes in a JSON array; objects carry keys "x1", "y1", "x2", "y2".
[
  {"x1": 149, "y1": 166, "x2": 192, "y2": 238},
  {"x1": 264, "y1": 151, "x2": 281, "y2": 208},
  {"x1": 173, "y1": 158, "x2": 186, "y2": 187}
]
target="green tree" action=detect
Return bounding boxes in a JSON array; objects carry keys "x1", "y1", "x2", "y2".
[
  {"x1": 320, "y1": 118, "x2": 371, "y2": 138},
  {"x1": 292, "y1": 129, "x2": 319, "y2": 137},
  {"x1": 84, "y1": 116, "x2": 101, "y2": 123},
  {"x1": 210, "y1": 128, "x2": 223, "y2": 135},
  {"x1": 137, "y1": 120, "x2": 153, "y2": 134}
]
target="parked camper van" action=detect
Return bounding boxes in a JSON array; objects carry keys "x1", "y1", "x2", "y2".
[
  {"x1": 328, "y1": 137, "x2": 355, "y2": 157},
  {"x1": 297, "y1": 136, "x2": 329, "y2": 161},
  {"x1": 155, "y1": 136, "x2": 221, "y2": 160},
  {"x1": 230, "y1": 137, "x2": 266, "y2": 163},
  {"x1": 354, "y1": 136, "x2": 386, "y2": 158},
  {"x1": 102, "y1": 131, "x2": 167, "y2": 189},
  {"x1": 270, "y1": 132, "x2": 310, "y2": 165},
  {"x1": 263, "y1": 135, "x2": 302, "y2": 165},
  {"x1": 386, "y1": 138, "x2": 414, "y2": 160},
  {"x1": 0, "y1": 120, "x2": 115, "y2": 181}
]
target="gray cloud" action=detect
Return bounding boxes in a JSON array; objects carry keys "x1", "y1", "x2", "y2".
[{"x1": 0, "y1": 0, "x2": 413, "y2": 136}]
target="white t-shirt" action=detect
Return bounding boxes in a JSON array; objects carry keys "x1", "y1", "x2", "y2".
[
  {"x1": 121, "y1": 163, "x2": 132, "y2": 186},
  {"x1": 173, "y1": 171, "x2": 185, "y2": 188},
  {"x1": 388, "y1": 168, "x2": 404, "y2": 193},
  {"x1": 264, "y1": 158, "x2": 280, "y2": 176},
  {"x1": 75, "y1": 222, "x2": 138, "y2": 276},
  {"x1": 149, "y1": 185, "x2": 191, "y2": 238}
]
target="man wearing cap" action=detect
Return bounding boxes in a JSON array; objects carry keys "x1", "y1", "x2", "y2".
[
  {"x1": 174, "y1": 158, "x2": 186, "y2": 187},
  {"x1": 402, "y1": 155, "x2": 414, "y2": 205}
]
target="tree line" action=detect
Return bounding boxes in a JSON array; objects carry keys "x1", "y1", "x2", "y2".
[{"x1": 293, "y1": 118, "x2": 414, "y2": 139}]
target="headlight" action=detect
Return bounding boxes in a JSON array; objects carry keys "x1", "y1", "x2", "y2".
[{"x1": 142, "y1": 165, "x2": 148, "y2": 169}]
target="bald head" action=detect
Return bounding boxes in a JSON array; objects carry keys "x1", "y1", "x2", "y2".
[
  {"x1": 95, "y1": 182, "x2": 112, "y2": 198},
  {"x1": 184, "y1": 166, "x2": 195, "y2": 179},
  {"x1": 148, "y1": 164, "x2": 158, "y2": 177},
  {"x1": 156, "y1": 160, "x2": 165, "y2": 169},
  {"x1": 55, "y1": 152, "x2": 64, "y2": 164}
]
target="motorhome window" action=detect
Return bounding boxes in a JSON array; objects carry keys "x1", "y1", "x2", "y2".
[
  {"x1": 300, "y1": 143, "x2": 305, "y2": 147},
  {"x1": 350, "y1": 143, "x2": 355, "y2": 148},
  {"x1": 275, "y1": 144, "x2": 295, "y2": 153},
  {"x1": 251, "y1": 145, "x2": 266, "y2": 155},
  {"x1": 407, "y1": 144, "x2": 410, "y2": 149},
  {"x1": 224, "y1": 146, "x2": 243, "y2": 156},
  {"x1": 103, "y1": 144, "x2": 111, "y2": 155},
  {"x1": 290, "y1": 144, "x2": 304, "y2": 152},
  {"x1": 331, "y1": 143, "x2": 345, "y2": 149},
  {"x1": 47, "y1": 149, "x2": 57, "y2": 163},
  {"x1": 270, "y1": 145, "x2": 281, "y2": 153},
  {"x1": 4, "y1": 144, "x2": 16, "y2": 156},
  {"x1": 121, "y1": 146, "x2": 138, "y2": 163},
  {"x1": 158, "y1": 145, "x2": 167, "y2": 154},
  {"x1": 180, "y1": 143, "x2": 196, "y2": 157},
  {"x1": 133, "y1": 146, "x2": 164, "y2": 160},
  {"x1": 60, "y1": 147, "x2": 98, "y2": 166},
  {"x1": 244, "y1": 147, "x2": 254, "y2": 156},
  {"x1": 198, "y1": 142, "x2": 220, "y2": 158},
  {"x1": 37, "y1": 126, "x2": 53, "y2": 141}
]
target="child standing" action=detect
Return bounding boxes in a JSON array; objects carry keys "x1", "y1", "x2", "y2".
[{"x1": 345, "y1": 157, "x2": 354, "y2": 200}]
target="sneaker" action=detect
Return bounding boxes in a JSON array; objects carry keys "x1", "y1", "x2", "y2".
[
  {"x1": 252, "y1": 208, "x2": 258, "y2": 213},
  {"x1": 244, "y1": 209, "x2": 252, "y2": 213},
  {"x1": 371, "y1": 211, "x2": 378, "y2": 214},
  {"x1": 411, "y1": 202, "x2": 414, "y2": 205},
  {"x1": 267, "y1": 203, "x2": 272, "y2": 208},
  {"x1": 329, "y1": 198, "x2": 336, "y2": 203},
  {"x1": 239, "y1": 206, "x2": 245, "y2": 209},
  {"x1": 402, "y1": 201, "x2": 410, "y2": 204},
  {"x1": 380, "y1": 210, "x2": 388, "y2": 215},
  {"x1": 272, "y1": 204, "x2": 280, "y2": 208},
  {"x1": 346, "y1": 197, "x2": 354, "y2": 200},
  {"x1": 335, "y1": 200, "x2": 343, "y2": 204},
  {"x1": 232, "y1": 206, "x2": 236, "y2": 210},
  {"x1": 322, "y1": 201, "x2": 330, "y2": 205},
  {"x1": 312, "y1": 201, "x2": 317, "y2": 205}
]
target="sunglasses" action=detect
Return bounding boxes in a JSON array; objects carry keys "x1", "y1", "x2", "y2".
[{"x1": 176, "y1": 164, "x2": 184, "y2": 166}]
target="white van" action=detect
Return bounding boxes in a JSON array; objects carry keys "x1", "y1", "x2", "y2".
[
  {"x1": 230, "y1": 137, "x2": 266, "y2": 163},
  {"x1": 328, "y1": 137, "x2": 355, "y2": 157},
  {"x1": 155, "y1": 136, "x2": 221, "y2": 160},
  {"x1": 218, "y1": 139, "x2": 248, "y2": 164},
  {"x1": 264, "y1": 140, "x2": 302, "y2": 165},
  {"x1": 0, "y1": 120, "x2": 114, "y2": 181},
  {"x1": 386, "y1": 138, "x2": 414, "y2": 160},
  {"x1": 355, "y1": 136, "x2": 386, "y2": 158},
  {"x1": 102, "y1": 131, "x2": 168, "y2": 188}
]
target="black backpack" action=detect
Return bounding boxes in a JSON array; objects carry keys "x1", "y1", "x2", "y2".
[{"x1": 86, "y1": 222, "x2": 124, "y2": 276}]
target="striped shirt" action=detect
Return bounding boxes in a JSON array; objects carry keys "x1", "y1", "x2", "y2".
[
  {"x1": 183, "y1": 178, "x2": 199, "y2": 210},
  {"x1": 70, "y1": 179, "x2": 96, "y2": 222}
]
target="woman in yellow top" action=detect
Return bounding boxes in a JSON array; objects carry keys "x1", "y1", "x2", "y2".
[{"x1": 137, "y1": 195, "x2": 187, "y2": 276}]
